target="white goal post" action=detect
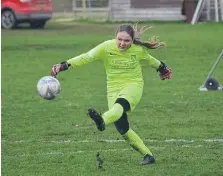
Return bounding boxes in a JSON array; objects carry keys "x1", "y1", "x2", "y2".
[
  {"x1": 191, "y1": 0, "x2": 223, "y2": 24},
  {"x1": 199, "y1": 50, "x2": 223, "y2": 91}
]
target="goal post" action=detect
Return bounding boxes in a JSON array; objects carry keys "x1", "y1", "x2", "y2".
[
  {"x1": 199, "y1": 50, "x2": 223, "y2": 91},
  {"x1": 191, "y1": 0, "x2": 205, "y2": 24},
  {"x1": 191, "y1": 0, "x2": 223, "y2": 24}
]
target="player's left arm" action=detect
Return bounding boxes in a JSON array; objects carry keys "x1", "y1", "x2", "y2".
[
  {"x1": 142, "y1": 49, "x2": 172, "y2": 80},
  {"x1": 156, "y1": 60, "x2": 172, "y2": 80}
]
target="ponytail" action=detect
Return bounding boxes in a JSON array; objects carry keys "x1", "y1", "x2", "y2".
[
  {"x1": 132, "y1": 22, "x2": 165, "y2": 49},
  {"x1": 133, "y1": 37, "x2": 166, "y2": 49}
]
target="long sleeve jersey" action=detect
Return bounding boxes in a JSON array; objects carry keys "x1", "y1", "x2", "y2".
[{"x1": 67, "y1": 39, "x2": 161, "y2": 90}]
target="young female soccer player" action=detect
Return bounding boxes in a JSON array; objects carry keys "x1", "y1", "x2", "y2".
[{"x1": 51, "y1": 24, "x2": 172, "y2": 165}]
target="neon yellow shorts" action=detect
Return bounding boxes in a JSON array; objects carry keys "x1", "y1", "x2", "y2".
[{"x1": 107, "y1": 84, "x2": 143, "y2": 112}]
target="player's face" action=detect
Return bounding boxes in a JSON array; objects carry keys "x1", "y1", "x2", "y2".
[{"x1": 116, "y1": 31, "x2": 133, "y2": 52}]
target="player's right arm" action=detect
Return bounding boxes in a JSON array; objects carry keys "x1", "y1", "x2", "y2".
[{"x1": 51, "y1": 41, "x2": 107, "y2": 77}]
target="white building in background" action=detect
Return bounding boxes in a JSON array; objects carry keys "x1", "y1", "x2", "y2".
[{"x1": 51, "y1": 0, "x2": 222, "y2": 22}]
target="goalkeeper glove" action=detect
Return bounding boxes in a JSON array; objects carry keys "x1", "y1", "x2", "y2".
[
  {"x1": 51, "y1": 61, "x2": 70, "y2": 78},
  {"x1": 157, "y1": 61, "x2": 172, "y2": 80}
]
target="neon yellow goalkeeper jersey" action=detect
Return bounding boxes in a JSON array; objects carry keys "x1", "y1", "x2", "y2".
[{"x1": 67, "y1": 39, "x2": 161, "y2": 89}]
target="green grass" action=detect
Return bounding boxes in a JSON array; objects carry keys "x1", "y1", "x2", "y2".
[{"x1": 2, "y1": 21, "x2": 223, "y2": 176}]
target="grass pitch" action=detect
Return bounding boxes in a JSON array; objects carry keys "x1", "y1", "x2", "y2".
[{"x1": 1, "y1": 21, "x2": 223, "y2": 176}]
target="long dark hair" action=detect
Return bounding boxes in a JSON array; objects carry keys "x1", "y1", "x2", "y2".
[{"x1": 116, "y1": 24, "x2": 165, "y2": 49}]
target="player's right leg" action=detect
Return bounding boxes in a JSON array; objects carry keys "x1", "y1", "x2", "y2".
[
  {"x1": 87, "y1": 99, "x2": 124, "y2": 131},
  {"x1": 88, "y1": 84, "x2": 142, "y2": 131},
  {"x1": 88, "y1": 108, "x2": 106, "y2": 131},
  {"x1": 96, "y1": 84, "x2": 143, "y2": 128}
]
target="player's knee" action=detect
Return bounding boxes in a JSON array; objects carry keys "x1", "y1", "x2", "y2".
[
  {"x1": 115, "y1": 98, "x2": 130, "y2": 112},
  {"x1": 114, "y1": 112, "x2": 129, "y2": 135}
]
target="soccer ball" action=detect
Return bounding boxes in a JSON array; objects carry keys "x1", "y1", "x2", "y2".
[{"x1": 37, "y1": 76, "x2": 61, "y2": 100}]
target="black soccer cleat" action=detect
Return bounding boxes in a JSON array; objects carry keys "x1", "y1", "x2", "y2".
[
  {"x1": 88, "y1": 108, "x2": 105, "y2": 131},
  {"x1": 140, "y1": 154, "x2": 155, "y2": 165}
]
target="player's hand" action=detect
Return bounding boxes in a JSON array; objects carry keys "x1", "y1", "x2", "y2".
[
  {"x1": 51, "y1": 61, "x2": 70, "y2": 78},
  {"x1": 51, "y1": 64, "x2": 62, "y2": 78},
  {"x1": 157, "y1": 61, "x2": 172, "y2": 80},
  {"x1": 159, "y1": 67, "x2": 172, "y2": 80}
]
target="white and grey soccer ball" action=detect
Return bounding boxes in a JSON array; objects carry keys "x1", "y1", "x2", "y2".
[{"x1": 37, "y1": 76, "x2": 61, "y2": 100}]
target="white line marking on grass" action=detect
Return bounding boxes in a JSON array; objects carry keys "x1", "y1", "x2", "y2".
[
  {"x1": 181, "y1": 144, "x2": 204, "y2": 148},
  {"x1": 13, "y1": 140, "x2": 34, "y2": 143},
  {"x1": 203, "y1": 139, "x2": 223, "y2": 142},
  {"x1": 50, "y1": 138, "x2": 223, "y2": 144},
  {"x1": 164, "y1": 139, "x2": 194, "y2": 143},
  {"x1": 54, "y1": 140, "x2": 72, "y2": 144},
  {"x1": 15, "y1": 148, "x2": 131, "y2": 157},
  {"x1": 6, "y1": 138, "x2": 223, "y2": 158},
  {"x1": 98, "y1": 139, "x2": 125, "y2": 143},
  {"x1": 11, "y1": 144, "x2": 207, "y2": 158},
  {"x1": 3, "y1": 138, "x2": 223, "y2": 144}
]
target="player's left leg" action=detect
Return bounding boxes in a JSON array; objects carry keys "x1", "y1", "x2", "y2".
[
  {"x1": 123, "y1": 128, "x2": 155, "y2": 165},
  {"x1": 114, "y1": 108, "x2": 155, "y2": 165}
]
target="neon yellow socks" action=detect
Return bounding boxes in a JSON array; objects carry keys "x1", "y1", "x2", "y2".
[
  {"x1": 123, "y1": 128, "x2": 153, "y2": 156},
  {"x1": 102, "y1": 104, "x2": 152, "y2": 156},
  {"x1": 102, "y1": 103, "x2": 123, "y2": 125}
]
